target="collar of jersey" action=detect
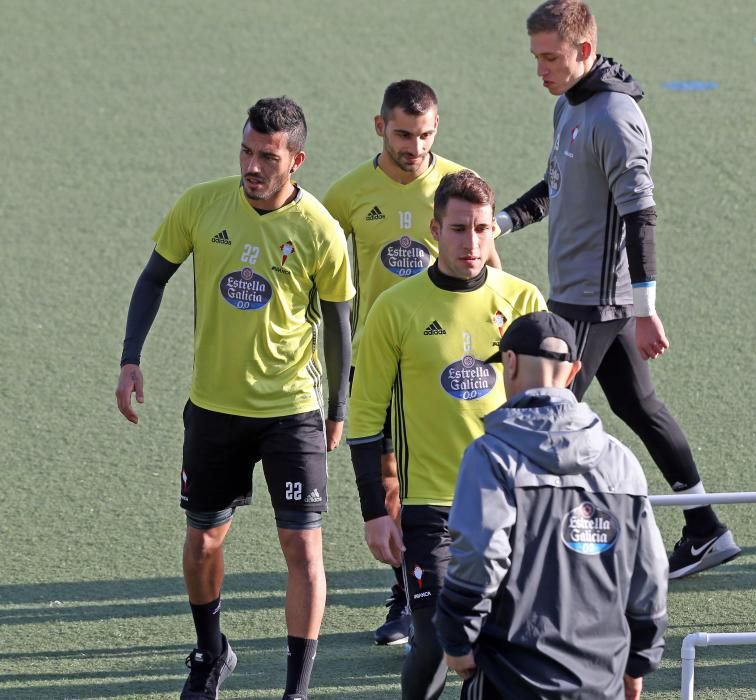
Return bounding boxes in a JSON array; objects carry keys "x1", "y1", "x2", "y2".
[
  {"x1": 428, "y1": 262, "x2": 487, "y2": 292},
  {"x1": 237, "y1": 182, "x2": 303, "y2": 218},
  {"x1": 372, "y1": 153, "x2": 437, "y2": 188}
]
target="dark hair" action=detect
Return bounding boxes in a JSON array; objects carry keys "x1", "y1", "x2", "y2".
[
  {"x1": 245, "y1": 96, "x2": 307, "y2": 152},
  {"x1": 380, "y1": 79, "x2": 438, "y2": 121},
  {"x1": 527, "y1": 0, "x2": 597, "y2": 49},
  {"x1": 433, "y1": 170, "x2": 496, "y2": 221}
]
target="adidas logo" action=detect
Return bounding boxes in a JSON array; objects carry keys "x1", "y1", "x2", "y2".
[
  {"x1": 365, "y1": 206, "x2": 385, "y2": 221},
  {"x1": 304, "y1": 488, "x2": 322, "y2": 504},
  {"x1": 424, "y1": 320, "x2": 447, "y2": 336},
  {"x1": 211, "y1": 229, "x2": 232, "y2": 245}
]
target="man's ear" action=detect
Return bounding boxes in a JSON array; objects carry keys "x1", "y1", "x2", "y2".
[
  {"x1": 504, "y1": 350, "x2": 518, "y2": 381},
  {"x1": 566, "y1": 359, "x2": 582, "y2": 386},
  {"x1": 430, "y1": 218, "x2": 441, "y2": 242},
  {"x1": 290, "y1": 150, "x2": 306, "y2": 174},
  {"x1": 374, "y1": 115, "x2": 385, "y2": 137}
]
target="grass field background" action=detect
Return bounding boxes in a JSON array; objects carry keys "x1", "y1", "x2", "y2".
[{"x1": 1, "y1": 0, "x2": 755, "y2": 697}]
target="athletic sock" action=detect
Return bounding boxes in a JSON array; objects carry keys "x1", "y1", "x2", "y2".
[
  {"x1": 683, "y1": 506, "x2": 723, "y2": 537},
  {"x1": 285, "y1": 636, "x2": 318, "y2": 697},
  {"x1": 189, "y1": 597, "x2": 223, "y2": 658}
]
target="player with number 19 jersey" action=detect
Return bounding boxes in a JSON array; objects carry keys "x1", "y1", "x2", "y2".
[
  {"x1": 152, "y1": 175, "x2": 355, "y2": 418},
  {"x1": 324, "y1": 154, "x2": 472, "y2": 360}
]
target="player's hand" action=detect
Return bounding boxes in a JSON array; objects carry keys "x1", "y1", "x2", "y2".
[
  {"x1": 635, "y1": 314, "x2": 669, "y2": 360},
  {"x1": 623, "y1": 673, "x2": 642, "y2": 699},
  {"x1": 115, "y1": 363, "x2": 144, "y2": 424},
  {"x1": 325, "y1": 419, "x2": 343, "y2": 451},
  {"x1": 364, "y1": 515, "x2": 405, "y2": 567},
  {"x1": 445, "y1": 651, "x2": 477, "y2": 680}
]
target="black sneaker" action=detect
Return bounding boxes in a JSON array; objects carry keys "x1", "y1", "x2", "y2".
[
  {"x1": 668, "y1": 526, "x2": 741, "y2": 579},
  {"x1": 181, "y1": 634, "x2": 237, "y2": 699},
  {"x1": 374, "y1": 584, "x2": 411, "y2": 646}
]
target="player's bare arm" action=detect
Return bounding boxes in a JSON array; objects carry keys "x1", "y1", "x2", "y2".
[{"x1": 115, "y1": 363, "x2": 144, "y2": 424}]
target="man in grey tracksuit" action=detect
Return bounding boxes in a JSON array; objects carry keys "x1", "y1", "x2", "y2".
[
  {"x1": 435, "y1": 311, "x2": 668, "y2": 700},
  {"x1": 494, "y1": 0, "x2": 739, "y2": 579}
]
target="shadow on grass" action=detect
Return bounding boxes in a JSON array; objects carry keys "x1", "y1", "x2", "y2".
[
  {"x1": 0, "y1": 631, "x2": 406, "y2": 699},
  {"x1": 0, "y1": 570, "x2": 393, "y2": 626}
]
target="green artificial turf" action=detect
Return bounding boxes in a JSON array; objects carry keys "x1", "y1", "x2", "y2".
[{"x1": 1, "y1": 0, "x2": 754, "y2": 697}]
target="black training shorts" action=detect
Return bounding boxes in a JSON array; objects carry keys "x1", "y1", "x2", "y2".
[
  {"x1": 180, "y1": 401, "x2": 327, "y2": 513},
  {"x1": 401, "y1": 504, "x2": 451, "y2": 611}
]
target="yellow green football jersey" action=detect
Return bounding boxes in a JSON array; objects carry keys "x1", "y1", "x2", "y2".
[
  {"x1": 324, "y1": 154, "x2": 482, "y2": 360},
  {"x1": 348, "y1": 267, "x2": 546, "y2": 505},
  {"x1": 152, "y1": 176, "x2": 355, "y2": 418}
]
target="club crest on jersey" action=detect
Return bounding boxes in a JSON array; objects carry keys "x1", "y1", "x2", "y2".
[
  {"x1": 220, "y1": 266, "x2": 273, "y2": 310},
  {"x1": 561, "y1": 502, "x2": 620, "y2": 555},
  {"x1": 440, "y1": 353, "x2": 497, "y2": 400},
  {"x1": 493, "y1": 310, "x2": 507, "y2": 336},
  {"x1": 279, "y1": 240, "x2": 296, "y2": 266},
  {"x1": 380, "y1": 236, "x2": 430, "y2": 277}
]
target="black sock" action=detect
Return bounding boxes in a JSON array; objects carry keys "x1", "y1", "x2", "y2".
[
  {"x1": 285, "y1": 636, "x2": 318, "y2": 697},
  {"x1": 683, "y1": 506, "x2": 722, "y2": 536},
  {"x1": 190, "y1": 597, "x2": 223, "y2": 658}
]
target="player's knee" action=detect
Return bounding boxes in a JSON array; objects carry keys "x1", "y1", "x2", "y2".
[
  {"x1": 278, "y1": 516, "x2": 324, "y2": 572},
  {"x1": 184, "y1": 510, "x2": 234, "y2": 562}
]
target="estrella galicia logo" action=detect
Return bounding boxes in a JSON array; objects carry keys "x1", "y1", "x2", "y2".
[
  {"x1": 561, "y1": 502, "x2": 619, "y2": 555},
  {"x1": 220, "y1": 267, "x2": 273, "y2": 310},
  {"x1": 440, "y1": 355, "x2": 496, "y2": 400},
  {"x1": 380, "y1": 236, "x2": 431, "y2": 277}
]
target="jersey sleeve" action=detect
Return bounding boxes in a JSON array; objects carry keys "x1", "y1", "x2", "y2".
[
  {"x1": 347, "y1": 293, "x2": 402, "y2": 440},
  {"x1": 313, "y1": 218, "x2": 356, "y2": 303},
  {"x1": 322, "y1": 181, "x2": 353, "y2": 239},
  {"x1": 151, "y1": 188, "x2": 196, "y2": 264},
  {"x1": 594, "y1": 101, "x2": 656, "y2": 217}
]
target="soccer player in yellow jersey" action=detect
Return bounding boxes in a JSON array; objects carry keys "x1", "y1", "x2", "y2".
[
  {"x1": 348, "y1": 171, "x2": 546, "y2": 699},
  {"x1": 115, "y1": 97, "x2": 354, "y2": 700},
  {"x1": 323, "y1": 79, "x2": 501, "y2": 645}
]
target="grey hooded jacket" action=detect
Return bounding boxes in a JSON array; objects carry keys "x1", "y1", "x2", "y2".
[{"x1": 435, "y1": 387, "x2": 668, "y2": 699}]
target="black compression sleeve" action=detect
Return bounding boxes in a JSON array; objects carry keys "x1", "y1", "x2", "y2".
[
  {"x1": 321, "y1": 300, "x2": 352, "y2": 421},
  {"x1": 120, "y1": 250, "x2": 180, "y2": 366},
  {"x1": 349, "y1": 439, "x2": 388, "y2": 521},
  {"x1": 503, "y1": 179, "x2": 550, "y2": 231},
  {"x1": 624, "y1": 206, "x2": 657, "y2": 283}
]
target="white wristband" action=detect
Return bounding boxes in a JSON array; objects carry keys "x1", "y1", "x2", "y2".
[
  {"x1": 632, "y1": 282, "x2": 656, "y2": 317},
  {"x1": 495, "y1": 210, "x2": 514, "y2": 235}
]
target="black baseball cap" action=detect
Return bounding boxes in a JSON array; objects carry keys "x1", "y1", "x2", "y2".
[{"x1": 485, "y1": 311, "x2": 577, "y2": 363}]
